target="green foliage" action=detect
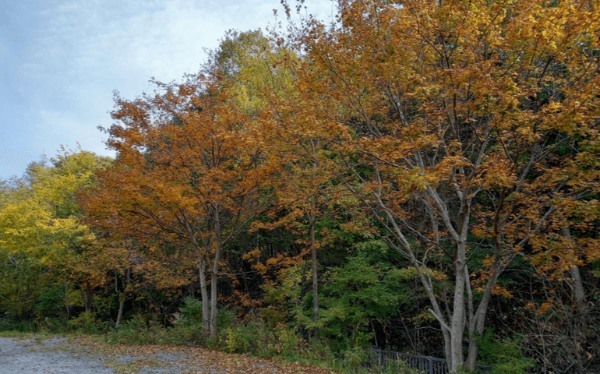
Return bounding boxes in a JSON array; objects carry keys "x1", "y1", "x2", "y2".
[
  {"x1": 107, "y1": 303, "x2": 197, "y2": 346},
  {"x1": 477, "y1": 331, "x2": 535, "y2": 374},
  {"x1": 107, "y1": 314, "x2": 170, "y2": 345},
  {"x1": 318, "y1": 241, "x2": 409, "y2": 350},
  {"x1": 0, "y1": 150, "x2": 110, "y2": 332},
  {"x1": 170, "y1": 298, "x2": 206, "y2": 345},
  {"x1": 35, "y1": 317, "x2": 66, "y2": 332},
  {"x1": 370, "y1": 358, "x2": 420, "y2": 374},
  {"x1": 177, "y1": 297, "x2": 204, "y2": 325},
  {"x1": 220, "y1": 307, "x2": 304, "y2": 359},
  {"x1": 341, "y1": 346, "x2": 368, "y2": 371},
  {"x1": 67, "y1": 311, "x2": 107, "y2": 334},
  {"x1": 0, "y1": 253, "x2": 41, "y2": 320},
  {"x1": 0, "y1": 318, "x2": 36, "y2": 332},
  {"x1": 35, "y1": 286, "x2": 67, "y2": 321},
  {"x1": 270, "y1": 323, "x2": 303, "y2": 356},
  {"x1": 223, "y1": 318, "x2": 273, "y2": 355}
]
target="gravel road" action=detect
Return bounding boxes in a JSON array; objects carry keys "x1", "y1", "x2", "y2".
[
  {"x1": 0, "y1": 336, "x2": 194, "y2": 373},
  {"x1": 0, "y1": 335, "x2": 333, "y2": 374},
  {"x1": 0, "y1": 336, "x2": 113, "y2": 373}
]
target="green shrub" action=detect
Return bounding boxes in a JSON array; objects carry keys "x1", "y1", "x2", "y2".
[
  {"x1": 341, "y1": 346, "x2": 368, "y2": 371},
  {"x1": 178, "y1": 297, "x2": 204, "y2": 325},
  {"x1": 168, "y1": 298, "x2": 206, "y2": 345},
  {"x1": 223, "y1": 318, "x2": 274, "y2": 356},
  {"x1": 35, "y1": 286, "x2": 68, "y2": 322},
  {"x1": 217, "y1": 305, "x2": 236, "y2": 329},
  {"x1": 374, "y1": 359, "x2": 420, "y2": 374},
  {"x1": 36, "y1": 316, "x2": 66, "y2": 332},
  {"x1": 270, "y1": 324, "x2": 303, "y2": 356},
  {"x1": 67, "y1": 311, "x2": 106, "y2": 333},
  {"x1": 477, "y1": 331, "x2": 535, "y2": 374},
  {"x1": 0, "y1": 318, "x2": 36, "y2": 332},
  {"x1": 107, "y1": 314, "x2": 167, "y2": 345}
]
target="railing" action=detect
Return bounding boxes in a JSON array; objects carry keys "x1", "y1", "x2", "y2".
[
  {"x1": 368, "y1": 348, "x2": 491, "y2": 374},
  {"x1": 369, "y1": 348, "x2": 447, "y2": 373}
]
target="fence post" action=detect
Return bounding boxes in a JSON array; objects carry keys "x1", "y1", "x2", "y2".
[{"x1": 428, "y1": 356, "x2": 433, "y2": 374}]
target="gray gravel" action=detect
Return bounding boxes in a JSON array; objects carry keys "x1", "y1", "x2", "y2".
[
  {"x1": 0, "y1": 337, "x2": 198, "y2": 373},
  {"x1": 0, "y1": 337, "x2": 113, "y2": 373}
]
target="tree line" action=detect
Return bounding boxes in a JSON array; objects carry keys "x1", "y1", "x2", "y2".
[{"x1": 1, "y1": 1, "x2": 598, "y2": 372}]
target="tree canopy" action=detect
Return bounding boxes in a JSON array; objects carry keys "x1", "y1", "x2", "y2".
[{"x1": 1, "y1": 2, "x2": 598, "y2": 372}]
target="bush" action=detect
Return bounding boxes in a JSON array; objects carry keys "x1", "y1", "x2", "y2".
[
  {"x1": 341, "y1": 346, "x2": 368, "y2": 371},
  {"x1": 0, "y1": 318, "x2": 36, "y2": 332},
  {"x1": 269, "y1": 324, "x2": 303, "y2": 356},
  {"x1": 477, "y1": 331, "x2": 534, "y2": 374},
  {"x1": 223, "y1": 318, "x2": 274, "y2": 356},
  {"x1": 108, "y1": 299, "x2": 209, "y2": 346},
  {"x1": 169, "y1": 298, "x2": 206, "y2": 345},
  {"x1": 177, "y1": 297, "x2": 204, "y2": 325},
  {"x1": 36, "y1": 316, "x2": 66, "y2": 333},
  {"x1": 67, "y1": 311, "x2": 106, "y2": 333},
  {"x1": 107, "y1": 314, "x2": 169, "y2": 345}
]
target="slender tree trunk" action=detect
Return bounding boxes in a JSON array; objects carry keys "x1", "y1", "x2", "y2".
[
  {"x1": 199, "y1": 259, "x2": 210, "y2": 332},
  {"x1": 380, "y1": 191, "x2": 453, "y2": 367},
  {"x1": 562, "y1": 228, "x2": 587, "y2": 310},
  {"x1": 116, "y1": 293, "x2": 125, "y2": 328},
  {"x1": 309, "y1": 218, "x2": 319, "y2": 341},
  {"x1": 209, "y1": 207, "x2": 223, "y2": 338},
  {"x1": 450, "y1": 240, "x2": 467, "y2": 372},
  {"x1": 466, "y1": 268, "x2": 498, "y2": 370},
  {"x1": 210, "y1": 255, "x2": 220, "y2": 338},
  {"x1": 570, "y1": 266, "x2": 587, "y2": 310},
  {"x1": 84, "y1": 283, "x2": 94, "y2": 313},
  {"x1": 114, "y1": 269, "x2": 125, "y2": 328},
  {"x1": 64, "y1": 282, "x2": 71, "y2": 322}
]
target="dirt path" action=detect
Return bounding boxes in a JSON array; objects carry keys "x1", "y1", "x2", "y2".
[{"x1": 0, "y1": 336, "x2": 334, "y2": 373}]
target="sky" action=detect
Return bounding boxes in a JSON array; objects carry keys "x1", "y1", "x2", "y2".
[{"x1": 0, "y1": 0, "x2": 335, "y2": 180}]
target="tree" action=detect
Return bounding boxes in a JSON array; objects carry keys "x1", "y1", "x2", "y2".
[
  {"x1": 285, "y1": 0, "x2": 599, "y2": 370},
  {"x1": 0, "y1": 150, "x2": 110, "y2": 324},
  {"x1": 84, "y1": 69, "x2": 273, "y2": 337}
]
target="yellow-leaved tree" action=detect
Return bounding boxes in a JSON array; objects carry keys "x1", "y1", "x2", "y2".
[
  {"x1": 283, "y1": 0, "x2": 599, "y2": 370},
  {"x1": 0, "y1": 150, "x2": 110, "y2": 322}
]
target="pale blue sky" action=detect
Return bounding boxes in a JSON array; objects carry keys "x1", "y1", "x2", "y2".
[{"x1": 0, "y1": 0, "x2": 334, "y2": 179}]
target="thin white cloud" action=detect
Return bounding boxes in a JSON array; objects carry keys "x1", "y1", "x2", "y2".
[{"x1": 1, "y1": 0, "x2": 335, "y2": 179}]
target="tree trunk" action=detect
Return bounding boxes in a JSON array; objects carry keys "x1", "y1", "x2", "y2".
[
  {"x1": 84, "y1": 283, "x2": 94, "y2": 313},
  {"x1": 114, "y1": 269, "x2": 126, "y2": 328},
  {"x1": 562, "y1": 228, "x2": 587, "y2": 310},
  {"x1": 64, "y1": 282, "x2": 71, "y2": 323},
  {"x1": 570, "y1": 266, "x2": 587, "y2": 310},
  {"x1": 116, "y1": 293, "x2": 125, "y2": 328},
  {"x1": 209, "y1": 207, "x2": 223, "y2": 339},
  {"x1": 210, "y1": 255, "x2": 220, "y2": 338},
  {"x1": 310, "y1": 218, "x2": 319, "y2": 341},
  {"x1": 465, "y1": 269, "x2": 497, "y2": 370},
  {"x1": 199, "y1": 259, "x2": 210, "y2": 332},
  {"x1": 449, "y1": 240, "x2": 467, "y2": 372}
]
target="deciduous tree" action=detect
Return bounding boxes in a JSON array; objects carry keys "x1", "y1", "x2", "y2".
[{"x1": 285, "y1": 0, "x2": 599, "y2": 370}]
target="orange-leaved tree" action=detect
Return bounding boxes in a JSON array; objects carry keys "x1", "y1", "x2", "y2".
[
  {"x1": 83, "y1": 72, "x2": 272, "y2": 337},
  {"x1": 286, "y1": 0, "x2": 599, "y2": 370}
]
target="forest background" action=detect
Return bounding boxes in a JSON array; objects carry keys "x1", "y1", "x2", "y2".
[{"x1": 0, "y1": 1, "x2": 598, "y2": 373}]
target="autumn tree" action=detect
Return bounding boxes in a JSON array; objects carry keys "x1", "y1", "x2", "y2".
[
  {"x1": 202, "y1": 29, "x2": 342, "y2": 338},
  {"x1": 212, "y1": 28, "x2": 365, "y2": 340},
  {"x1": 285, "y1": 0, "x2": 599, "y2": 370},
  {"x1": 0, "y1": 150, "x2": 110, "y2": 324},
  {"x1": 84, "y1": 62, "x2": 274, "y2": 337},
  {"x1": 257, "y1": 108, "x2": 352, "y2": 340}
]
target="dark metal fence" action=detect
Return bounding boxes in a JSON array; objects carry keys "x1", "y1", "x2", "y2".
[
  {"x1": 369, "y1": 348, "x2": 447, "y2": 373},
  {"x1": 368, "y1": 348, "x2": 491, "y2": 374}
]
